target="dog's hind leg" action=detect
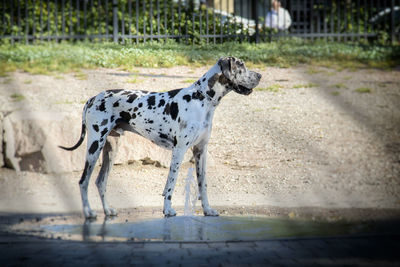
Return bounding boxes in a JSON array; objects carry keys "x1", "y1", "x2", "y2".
[
  {"x1": 193, "y1": 144, "x2": 219, "y2": 216},
  {"x1": 95, "y1": 135, "x2": 119, "y2": 217},
  {"x1": 80, "y1": 133, "x2": 107, "y2": 219}
]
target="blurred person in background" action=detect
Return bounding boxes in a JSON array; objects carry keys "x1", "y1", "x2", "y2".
[{"x1": 265, "y1": 0, "x2": 292, "y2": 30}]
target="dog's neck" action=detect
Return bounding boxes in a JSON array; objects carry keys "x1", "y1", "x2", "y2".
[{"x1": 192, "y1": 64, "x2": 232, "y2": 107}]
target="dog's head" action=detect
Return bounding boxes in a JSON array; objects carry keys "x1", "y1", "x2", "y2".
[{"x1": 218, "y1": 57, "x2": 261, "y2": 95}]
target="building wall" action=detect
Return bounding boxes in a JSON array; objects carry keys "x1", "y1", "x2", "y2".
[{"x1": 207, "y1": 0, "x2": 235, "y2": 14}]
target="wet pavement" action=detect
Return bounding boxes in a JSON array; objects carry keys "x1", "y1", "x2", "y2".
[{"x1": 1, "y1": 209, "x2": 400, "y2": 266}]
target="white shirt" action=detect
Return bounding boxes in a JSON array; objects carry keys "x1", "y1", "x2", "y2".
[{"x1": 265, "y1": 7, "x2": 292, "y2": 30}]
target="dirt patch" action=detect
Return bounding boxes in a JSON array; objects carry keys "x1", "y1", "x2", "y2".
[{"x1": 0, "y1": 64, "x2": 399, "y2": 217}]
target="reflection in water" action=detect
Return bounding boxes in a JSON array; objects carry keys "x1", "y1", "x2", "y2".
[
  {"x1": 80, "y1": 216, "x2": 262, "y2": 242},
  {"x1": 82, "y1": 216, "x2": 117, "y2": 241},
  {"x1": 38, "y1": 215, "x2": 379, "y2": 242}
]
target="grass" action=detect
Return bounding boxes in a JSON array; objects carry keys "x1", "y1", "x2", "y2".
[
  {"x1": 74, "y1": 72, "x2": 88, "y2": 80},
  {"x1": 256, "y1": 84, "x2": 284, "y2": 92},
  {"x1": 306, "y1": 67, "x2": 324, "y2": 75},
  {"x1": 331, "y1": 91, "x2": 340, "y2": 96},
  {"x1": 355, "y1": 87, "x2": 372, "y2": 93},
  {"x1": 292, "y1": 83, "x2": 317, "y2": 89},
  {"x1": 332, "y1": 83, "x2": 347, "y2": 89},
  {"x1": 126, "y1": 75, "x2": 143, "y2": 84},
  {"x1": 55, "y1": 100, "x2": 75, "y2": 104},
  {"x1": 2, "y1": 77, "x2": 12, "y2": 84},
  {"x1": 0, "y1": 40, "x2": 399, "y2": 75},
  {"x1": 181, "y1": 79, "x2": 197, "y2": 84},
  {"x1": 10, "y1": 93, "x2": 25, "y2": 101}
]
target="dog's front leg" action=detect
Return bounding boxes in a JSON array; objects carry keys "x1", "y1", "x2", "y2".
[
  {"x1": 193, "y1": 144, "x2": 219, "y2": 216},
  {"x1": 163, "y1": 148, "x2": 186, "y2": 217}
]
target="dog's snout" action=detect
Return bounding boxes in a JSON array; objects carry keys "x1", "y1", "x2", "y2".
[{"x1": 256, "y1": 72, "x2": 262, "y2": 80}]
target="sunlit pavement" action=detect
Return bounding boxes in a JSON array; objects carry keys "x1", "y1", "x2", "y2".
[{"x1": 1, "y1": 211, "x2": 400, "y2": 266}]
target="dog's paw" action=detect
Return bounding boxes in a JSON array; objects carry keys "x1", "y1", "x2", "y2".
[
  {"x1": 105, "y1": 207, "x2": 118, "y2": 217},
  {"x1": 203, "y1": 207, "x2": 219, "y2": 216},
  {"x1": 163, "y1": 207, "x2": 177, "y2": 217},
  {"x1": 84, "y1": 208, "x2": 97, "y2": 219}
]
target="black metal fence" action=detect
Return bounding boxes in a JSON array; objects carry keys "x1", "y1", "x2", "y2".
[{"x1": 0, "y1": 0, "x2": 399, "y2": 44}]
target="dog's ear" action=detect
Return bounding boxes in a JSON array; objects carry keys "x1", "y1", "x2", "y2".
[{"x1": 218, "y1": 57, "x2": 236, "y2": 81}]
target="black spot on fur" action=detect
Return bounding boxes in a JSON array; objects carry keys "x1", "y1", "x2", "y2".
[
  {"x1": 168, "y1": 89, "x2": 181, "y2": 98},
  {"x1": 206, "y1": 89, "x2": 216, "y2": 98},
  {"x1": 101, "y1": 128, "x2": 108, "y2": 138},
  {"x1": 147, "y1": 95, "x2": 156, "y2": 109},
  {"x1": 111, "y1": 115, "x2": 115, "y2": 122},
  {"x1": 158, "y1": 99, "x2": 166, "y2": 107},
  {"x1": 192, "y1": 91, "x2": 205, "y2": 101},
  {"x1": 219, "y1": 74, "x2": 230, "y2": 85},
  {"x1": 89, "y1": 141, "x2": 99, "y2": 155},
  {"x1": 113, "y1": 100, "x2": 120, "y2": 107},
  {"x1": 168, "y1": 188, "x2": 171, "y2": 192},
  {"x1": 159, "y1": 133, "x2": 168, "y2": 139},
  {"x1": 196, "y1": 80, "x2": 201, "y2": 86},
  {"x1": 121, "y1": 91, "x2": 131, "y2": 95},
  {"x1": 163, "y1": 103, "x2": 170, "y2": 115},
  {"x1": 173, "y1": 136, "x2": 177, "y2": 146},
  {"x1": 119, "y1": 111, "x2": 131, "y2": 122},
  {"x1": 167, "y1": 195, "x2": 171, "y2": 200},
  {"x1": 98, "y1": 100, "x2": 106, "y2": 112},
  {"x1": 169, "y1": 102, "x2": 179, "y2": 120},
  {"x1": 87, "y1": 97, "x2": 95, "y2": 109},
  {"x1": 79, "y1": 161, "x2": 89, "y2": 184},
  {"x1": 101, "y1": 119, "x2": 108, "y2": 126},
  {"x1": 127, "y1": 94, "x2": 138, "y2": 103},
  {"x1": 138, "y1": 103, "x2": 143, "y2": 108},
  {"x1": 107, "y1": 89, "x2": 124, "y2": 94},
  {"x1": 183, "y1": 95, "x2": 191, "y2": 102},
  {"x1": 92, "y1": 125, "x2": 99, "y2": 132},
  {"x1": 202, "y1": 77, "x2": 206, "y2": 82},
  {"x1": 198, "y1": 182, "x2": 201, "y2": 187},
  {"x1": 208, "y1": 73, "x2": 219, "y2": 89}
]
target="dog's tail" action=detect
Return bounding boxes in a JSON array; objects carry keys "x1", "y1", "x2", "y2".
[
  {"x1": 59, "y1": 101, "x2": 89, "y2": 151},
  {"x1": 58, "y1": 124, "x2": 86, "y2": 151}
]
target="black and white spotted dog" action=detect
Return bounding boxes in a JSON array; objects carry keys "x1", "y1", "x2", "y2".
[{"x1": 60, "y1": 57, "x2": 261, "y2": 218}]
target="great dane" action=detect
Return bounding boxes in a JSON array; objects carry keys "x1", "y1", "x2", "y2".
[{"x1": 59, "y1": 57, "x2": 261, "y2": 218}]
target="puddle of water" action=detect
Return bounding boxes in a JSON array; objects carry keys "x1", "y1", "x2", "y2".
[{"x1": 9, "y1": 215, "x2": 389, "y2": 242}]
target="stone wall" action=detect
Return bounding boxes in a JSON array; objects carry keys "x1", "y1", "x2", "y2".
[{"x1": 1, "y1": 110, "x2": 178, "y2": 173}]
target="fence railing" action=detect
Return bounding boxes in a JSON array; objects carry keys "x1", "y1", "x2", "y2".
[{"x1": 0, "y1": 0, "x2": 399, "y2": 44}]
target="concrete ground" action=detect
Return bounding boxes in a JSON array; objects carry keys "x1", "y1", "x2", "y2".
[
  {"x1": 1, "y1": 209, "x2": 400, "y2": 266},
  {"x1": 1, "y1": 232, "x2": 400, "y2": 266}
]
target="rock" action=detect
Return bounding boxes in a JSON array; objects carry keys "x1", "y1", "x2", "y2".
[
  {"x1": 114, "y1": 133, "x2": 172, "y2": 168},
  {"x1": 2, "y1": 110, "x2": 200, "y2": 173},
  {"x1": 3, "y1": 110, "x2": 87, "y2": 173}
]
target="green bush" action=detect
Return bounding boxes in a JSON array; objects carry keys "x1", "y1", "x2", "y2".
[{"x1": 0, "y1": 0, "x2": 250, "y2": 44}]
